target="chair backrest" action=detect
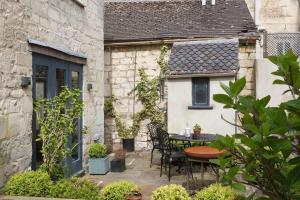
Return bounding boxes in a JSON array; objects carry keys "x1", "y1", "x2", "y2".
[
  {"x1": 157, "y1": 127, "x2": 171, "y2": 152},
  {"x1": 147, "y1": 122, "x2": 160, "y2": 141}
]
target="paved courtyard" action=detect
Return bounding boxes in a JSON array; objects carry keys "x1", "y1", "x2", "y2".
[{"x1": 86, "y1": 150, "x2": 217, "y2": 199}]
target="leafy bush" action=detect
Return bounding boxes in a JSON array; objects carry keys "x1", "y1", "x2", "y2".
[
  {"x1": 212, "y1": 50, "x2": 300, "y2": 199},
  {"x1": 89, "y1": 143, "x2": 107, "y2": 158},
  {"x1": 34, "y1": 87, "x2": 84, "y2": 179},
  {"x1": 100, "y1": 181, "x2": 138, "y2": 200},
  {"x1": 194, "y1": 183, "x2": 235, "y2": 200},
  {"x1": 50, "y1": 178, "x2": 100, "y2": 200},
  {"x1": 151, "y1": 184, "x2": 191, "y2": 200},
  {"x1": 4, "y1": 171, "x2": 52, "y2": 197}
]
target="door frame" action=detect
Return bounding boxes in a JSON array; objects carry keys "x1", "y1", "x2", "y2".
[{"x1": 31, "y1": 53, "x2": 83, "y2": 176}]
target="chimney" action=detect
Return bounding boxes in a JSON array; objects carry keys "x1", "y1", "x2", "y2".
[{"x1": 202, "y1": 0, "x2": 206, "y2": 6}]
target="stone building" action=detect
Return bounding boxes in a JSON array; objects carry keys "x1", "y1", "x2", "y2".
[
  {"x1": 245, "y1": 0, "x2": 300, "y2": 106},
  {"x1": 104, "y1": 0, "x2": 258, "y2": 150},
  {"x1": 0, "y1": 0, "x2": 104, "y2": 187}
]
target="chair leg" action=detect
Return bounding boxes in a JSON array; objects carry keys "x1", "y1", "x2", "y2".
[
  {"x1": 160, "y1": 156, "x2": 163, "y2": 177},
  {"x1": 150, "y1": 148, "x2": 154, "y2": 168},
  {"x1": 168, "y1": 161, "x2": 171, "y2": 182}
]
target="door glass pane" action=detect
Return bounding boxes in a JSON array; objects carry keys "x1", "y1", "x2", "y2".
[
  {"x1": 71, "y1": 71, "x2": 80, "y2": 160},
  {"x1": 71, "y1": 71, "x2": 79, "y2": 88},
  {"x1": 35, "y1": 65, "x2": 48, "y2": 165},
  {"x1": 56, "y1": 69, "x2": 66, "y2": 94}
]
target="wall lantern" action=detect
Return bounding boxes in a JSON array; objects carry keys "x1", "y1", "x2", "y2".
[
  {"x1": 87, "y1": 83, "x2": 93, "y2": 91},
  {"x1": 21, "y1": 76, "x2": 31, "y2": 88}
]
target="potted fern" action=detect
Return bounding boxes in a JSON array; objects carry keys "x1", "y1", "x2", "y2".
[{"x1": 88, "y1": 143, "x2": 110, "y2": 174}]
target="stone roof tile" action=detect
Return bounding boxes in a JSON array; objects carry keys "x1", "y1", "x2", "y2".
[{"x1": 167, "y1": 38, "x2": 239, "y2": 76}]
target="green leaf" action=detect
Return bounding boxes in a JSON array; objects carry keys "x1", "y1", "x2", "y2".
[
  {"x1": 289, "y1": 157, "x2": 300, "y2": 165},
  {"x1": 230, "y1": 77, "x2": 246, "y2": 97},
  {"x1": 213, "y1": 94, "x2": 233, "y2": 106},
  {"x1": 231, "y1": 183, "x2": 246, "y2": 192},
  {"x1": 220, "y1": 82, "x2": 232, "y2": 96},
  {"x1": 227, "y1": 166, "x2": 239, "y2": 179},
  {"x1": 273, "y1": 79, "x2": 286, "y2": 85}
]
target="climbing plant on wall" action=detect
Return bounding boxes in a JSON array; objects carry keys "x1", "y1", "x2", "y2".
[{"x1": 104, "y1": 45, "x2": 169, "y2": 139}]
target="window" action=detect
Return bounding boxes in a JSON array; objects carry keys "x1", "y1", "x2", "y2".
[{"x1": 191, "y1": 77, "x2": 210, "y2": 107}]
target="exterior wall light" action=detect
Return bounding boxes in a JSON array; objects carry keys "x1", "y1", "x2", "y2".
[
  {"x1": 21, "y1": 76, "x2": 31, "y2": 88},
  {"x1": 87, "y1": 83, "x2": 93, "y2": 91}
]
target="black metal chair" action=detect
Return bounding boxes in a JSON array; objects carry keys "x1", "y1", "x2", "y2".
[
  {"x1": 147, "y1": 122, "x2": 161, "y2": 167},
  {"x1": 157, "y1": 127, "x2": 186, "y2": 181}
]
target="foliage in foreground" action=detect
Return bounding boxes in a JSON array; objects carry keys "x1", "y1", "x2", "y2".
[
  {"x1": 49, "y1": 178, "x2": 100, "y2": 200},
  {"x1": 88, "y1": 143, "x2": 107, "y2": 158},
  {"x1": 194, "y1": 183, "x2": 235, "y2": 200},
  {"x1": 151, "y1": 184, "x2": 191, "y2": 200},
  {"x1": 4, "y1": 171, "x2": 100, "y2": 199},
  {"x1": 100, "y1": 181, "x2": 138, "y2": 200},
  {"x1": 212, "y1": 50, "x2": 300, "y2": 200},
  {"x1": 34, "y1": 87, "x2": 84, "y2": 179},
  {"x1": 4, "y1": 171, "x2": 52, "y2": 197}
]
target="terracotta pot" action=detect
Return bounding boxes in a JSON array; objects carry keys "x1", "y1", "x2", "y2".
[{"x1": 127, "y1": 194, "x2": 142, "y2": 200}]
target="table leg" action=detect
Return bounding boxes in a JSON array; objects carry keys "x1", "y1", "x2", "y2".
[{"x1": 201, "y1": 162, "x2": 204, "y2": 183}]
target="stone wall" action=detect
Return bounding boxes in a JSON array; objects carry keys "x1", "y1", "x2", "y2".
[
  {"x1": 238, "y1": 44, "x2": 256, "y2": 96},
  {"x1": 104, "y1": 45, "x2": 165, "y2": 150},
  {"x1": 0, "y1": 0, "x2": 104, "y2": 187},
  {"x1": 104, "y1": 42, "x2": 256, "y2": 150}
]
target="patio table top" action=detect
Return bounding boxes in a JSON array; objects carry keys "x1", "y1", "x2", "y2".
[
  {"x1": 184, "y1": 146, "x2": 225, "y2": 159},
  {"x1": 169, "y1": 133, "x2": 217, "y2": 143}
]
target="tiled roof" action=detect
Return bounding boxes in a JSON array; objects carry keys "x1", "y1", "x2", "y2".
[
  {"x1": 105, "y1": 0, "x2": 257, "y2": 42},
  {"x1": 167, "y1": 38, "x2": 239, "y2": 76}
]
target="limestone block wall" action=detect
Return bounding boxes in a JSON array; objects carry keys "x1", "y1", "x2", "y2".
[
  {"x1": 0, "y1": 0, "x2": 104, "y2": 187},
  {"x1": 104, "y1": 45, "x2": 166, "y2": 150},
  {"x1": 104, "y1": 42, "x2": 256, "y2": 150},
  {"x1": 238, "y1": 44, "x2": 256, "y2": 96}
]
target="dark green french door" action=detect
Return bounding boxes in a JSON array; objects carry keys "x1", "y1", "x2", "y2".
[{"x1": 32, "y1": 53, "x2": 83, "y2": 176}]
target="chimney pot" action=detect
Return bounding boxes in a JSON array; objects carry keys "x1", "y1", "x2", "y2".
[
  {"x1": 202, "y1": 0, "x2": 206, "y2": 6},
  {"x1": 212, "y1": 0, "x2": 216, "y2": 5}
]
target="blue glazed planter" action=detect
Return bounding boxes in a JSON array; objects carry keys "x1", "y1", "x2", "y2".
[{"x1": 89, "y1": 155, "x2": 110, "y2": 175}]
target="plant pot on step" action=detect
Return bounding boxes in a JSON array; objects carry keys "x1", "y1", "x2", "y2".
[
  {"x1": 89, "y1": 156, "x2": 110, "y2": 175},
  {"x1": 110, "y1": 158, "x2": 126, "y2": 172},
  {"x1": 88, "y1": 143, "x2": 110, "y2": 175},
  {"x1": 122, "y1": 138, "x2": 135, "y2": 152}
]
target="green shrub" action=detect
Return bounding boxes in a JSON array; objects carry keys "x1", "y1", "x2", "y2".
[
  {"x1": 50, "y1": 178, "x2": 100, "y2": 200},
  {"x1": 194, "y1": 183, "x2": 235, "y2": 200},
  {"x1": 151, "y1": 184, "x2": 191, "y2": 200},
  {"x1": 89, "y1": 143, "x2": 107, "y2": 158},
  {"x1": 100, "y1": 181, "x2": 138, "y2": 200},
  {"x1": 4, "y1": 171, "x2": 52, "y2": 197}
]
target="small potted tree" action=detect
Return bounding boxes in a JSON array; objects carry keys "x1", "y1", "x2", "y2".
[
  {"x1": 193, "y1": 123, "x2": 201, "y2": 138},
  {"x1": 88, "y1": 143, "x2": 110, "y2": 175},
  {"x1": 110, "y1": 149, "x2": 126, "y2": 172}
]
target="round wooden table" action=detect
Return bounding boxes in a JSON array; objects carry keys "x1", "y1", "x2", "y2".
[{"x1": 184, "y1": 146, "x2": 225, "y2": 184}]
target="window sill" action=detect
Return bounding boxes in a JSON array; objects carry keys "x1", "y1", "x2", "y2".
[{"x1": 188, "y1": 105, "x2": 213, "y2": 110}]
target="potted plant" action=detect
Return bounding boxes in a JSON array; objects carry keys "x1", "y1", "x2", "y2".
[
  {"x1": 88, "y1": 143, "x2": 110, "y2": 175},
  {"x1": 193, "y1": 123, "x2": 201, "y2": 137},
  {"x1": 127, "y1": 188, "x2": 143, "y2": 200},
  {"x1": 110, "y1": 149, "x2": 126, "y2": 172}
]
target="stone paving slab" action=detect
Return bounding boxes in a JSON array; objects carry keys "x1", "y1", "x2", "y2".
[{"x1": 86, "y1": 150, "x2": 217, "y2": 200}]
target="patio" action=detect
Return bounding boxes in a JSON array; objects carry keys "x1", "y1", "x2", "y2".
[{"x1": 86, "y1": 150, "x2": 217, "y2": 199}]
